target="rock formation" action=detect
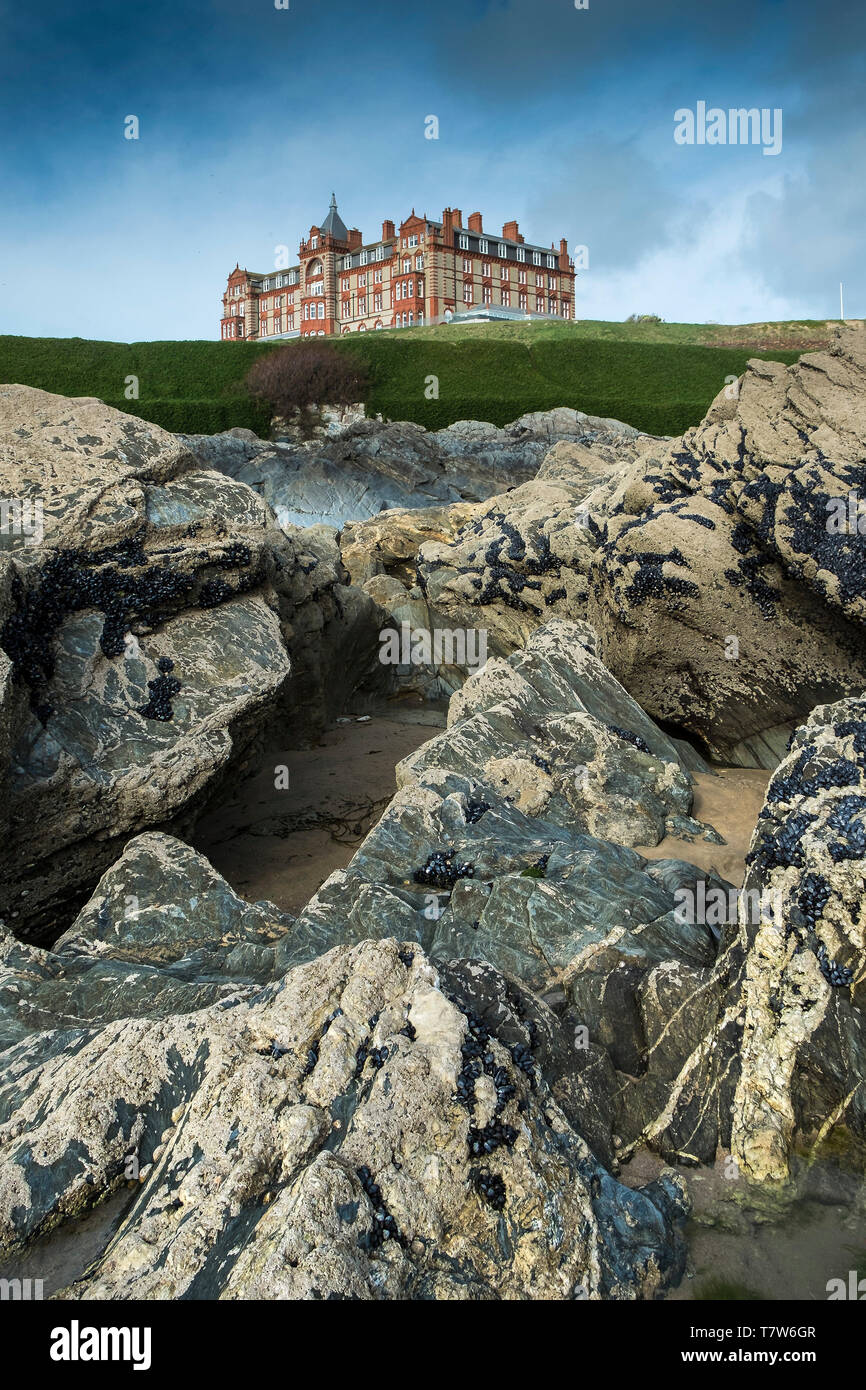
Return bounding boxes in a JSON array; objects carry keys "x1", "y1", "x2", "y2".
[
  {"x1": 1, "y1": 342, "x2": 865, "y2": 1300},
  {"x1": 0, "y1": 386, "x2": 385, "y2": 941}
]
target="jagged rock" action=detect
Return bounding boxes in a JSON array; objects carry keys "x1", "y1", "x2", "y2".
[
  {"x1": 274, "y1": 625, "x2": 726, "y2": 1083},
  {"x1": 401, "y1": 620, "x2": 712, "y2": 845},
  {"x1": 0, "y1": 938, "x2": 689, "y2": 1300},
  {"x1": 586, "y1": 324, "x2": 866, "y2": 765},
  {"x1": 0, "y1": 833, "x2": 292, "y2": 1050},
  {"x1": 414, "y1": 442, "x2": 636, "y2": 654},
  {"x1": 0, "y1": 387, "x2": 385, "y2": 941},
  {"x1": 185, "y1": 408, "x2": 648, "y2": 531},
  {"x1": 618, "y1": 694, "x2": 866, "y2": 1183}
]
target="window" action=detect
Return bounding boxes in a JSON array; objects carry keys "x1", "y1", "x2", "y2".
[
  {"x1": 562, "y1": 301, "x2": 570, "y2": 319},
  {"x1": 402, "y1": 258, "x2": 411, "y2": 274},
  {"x1": 463, "y1": 281, "x2": 473, "y2": 303},
  {"x1": 548, "y1": 275, "x2": 557, "y2": 290},
  {"x1": 535, "y1": 296, "x2": 543, "y2": 313},
  {"x1": 502, "y1": 289, "x2": 511, "y2": 307},
  {"x1": 500, "y1": 263, "x2": 509, "y2": 280},
  {"x1": 458, "y1": 233, "x2": 469, "y2": 250},
  {"x1": 479, "y1": 239, "x2": 488, "y2": 254},
  {"x1": 311, "y1": 236, "x2": 319, "y2": 248},
  {"x1": 548, "y1": 298, "x2": 556, "y2": 315},
  {"x1": 519, "y1": 291, "x2": 527, "y2": 310},
  {"x1": 547, "y1": 254, "x2": 555, "y2": 268},
  {"x1": 342, "y1": 299, "x2": 351, "y2": 317},
  {"x1": 463, "y1": 256, "x2": 471, "y2": 274},
  {"x1": 498, "y1": 243, "x2": 506, "y2": 258},
  {"x1": 359, "y1": 273, "x2": 367, "y2": 288},
  {"x1": 374, "y1": 268, "x2": 383, "y2": 284},
  {"x1": 516, "y1": 247, "x2": 525, "y2": 263},
  {"x1": 408, "y1": 311, "x2": 414, "y2": 325},
  {"x1": 288, "y1": 270, "x2": 299, "y2": 284},
  {"x1": 408, "y1": 234, "x2": 419, "y2": 247},
  {"x1": 415, "y1": 255, "x2": 423, "y2": 270},
  {"x1": 482, "y1": 285, "x2": 491, "y2": 305},
  {"x1": 359, "y1": 297, "x2": 367, "y2": 314},
  {"x1": 375, "y1": 245, "x2": 384, "y2": 261},
  {"x1": 374, "y1": 293, "x2": 382, "y2": 312},
  {"x1": 341, "y1": 278, "x2": 349, "y2": 293},
  {"x1": 536, "y1": 273, "x2": 544, "y2": 287},
  {"x1": 532, "y1": 251, "x2": 541, "y2": 265},
  {"x1": 518, "y1": 268, "x2": 527, "y2": 284},
  {"x1": 482, "y1": 261, "x2": 491, "y2": 278},
  {"x1": 360, "y1": 250, "x2": 368, "y2": 264},
  {"x1": 318, "y1": 302, "x2": 325, "y2": 319}
]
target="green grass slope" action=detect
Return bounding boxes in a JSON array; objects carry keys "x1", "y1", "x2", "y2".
[{"x1": 0, "y1": 318, "x2": 836, "y2": 438}]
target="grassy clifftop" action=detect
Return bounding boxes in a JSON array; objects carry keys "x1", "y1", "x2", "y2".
[{"x1": 0, "y1": 318, "x2": 835, "y2": 437}]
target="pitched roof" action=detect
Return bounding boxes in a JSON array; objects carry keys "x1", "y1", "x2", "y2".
[{"x1": 320, "y1": 192, "x2": 349, "y2": 241}]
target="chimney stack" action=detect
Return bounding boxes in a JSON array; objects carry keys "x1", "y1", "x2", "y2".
[
  {"x1": 468, "y1": 211, "x2": 483, "y2": 233},
  {"x1": 502, "y1": 219, "x2": 523, "y2": 244},
  {"x1": 347, "y1": 228, "x2": 363, "y2": 249},
  {"x1": 382, "y1": 219, "x2": 395, "y2": 241},
  {"x1": 452, "y1": 208, "x2": 463, "y2": 228}
]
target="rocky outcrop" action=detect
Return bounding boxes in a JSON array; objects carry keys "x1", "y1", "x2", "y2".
[
  {"x1": 184, "y1": 408, "x2": 649, "y2": 531},
  {"x1": 0, "y1": 935, "x2": 689, "y2": 1299},
  {"x1": 0, "y1": 387, "x2": 385, "y2": 941},
  {"x1": 389, "y1": 324, "x2": 866, "y2": 766},
  {"x1": 611, "y1": 694, "x2": 866, "y2": 1188},
  {"x1": 0, "y1": 832, "x2": 292, "y2": 1051},
  {"x1": 586, "y1": 324, "x2": 866, "y2": 764}
]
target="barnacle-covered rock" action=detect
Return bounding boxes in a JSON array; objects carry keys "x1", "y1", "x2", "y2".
[
  {"x1": 587, "y1": 323, "x2": 866, "y2": 766},
  {"x1": 626, "y1": 695, "x2": 866, "y2": 1183},
  {"x1": 0, "y1": 387, "x2": 385, "y2": 940},
  {"x1": 0, "y1": 938, "x2": 689, "y2": 1300}
]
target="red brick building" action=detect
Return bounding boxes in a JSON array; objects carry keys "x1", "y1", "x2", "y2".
[{"x1": 220, "y1": 195, "x2": 576, "y2": 341}]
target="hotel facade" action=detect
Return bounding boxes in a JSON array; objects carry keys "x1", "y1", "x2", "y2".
[{"x1": 220, "y1": 195, "x2": 576, "y2": 341}]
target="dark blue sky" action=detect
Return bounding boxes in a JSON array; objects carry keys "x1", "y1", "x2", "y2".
[{"x1": 1, "y1": 0, "x2": 863, "y2": 337}]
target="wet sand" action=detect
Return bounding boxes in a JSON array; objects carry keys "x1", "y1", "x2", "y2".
[
  {"x1": 619, "y1": 1148, "x2": 866, "y2": 1301},
  {"x1": 637, "y1": 768, "x2": 772, "y2": 886},
  {"x1": 192, "y1": 695, "x2": 447, "y2": 914}
]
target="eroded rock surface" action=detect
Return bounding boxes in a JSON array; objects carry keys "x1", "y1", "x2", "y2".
[
  {"x1": 0, "y1": 387, "x2": 386, "y2": 940},
  {"x1": 184, "y1": 408, "x2": 649, "y2": 531},
  {"x1": 0, "y1": 938, "x2": 689, "y2": 1300}
]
